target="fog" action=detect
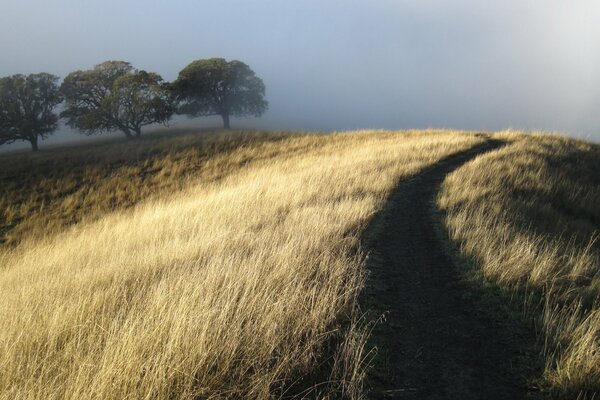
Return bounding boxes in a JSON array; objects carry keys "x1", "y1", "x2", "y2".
[{"x1": 1, "y1": 0, "x2": 599, "y2": 149}]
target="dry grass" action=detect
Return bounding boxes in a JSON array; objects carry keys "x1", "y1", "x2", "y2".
[
  {"x1": 0, "y1": 129, "x2": 305, "y2": 248},
  {"x1": 0, "y1": 129, "x2": 483, "y2": 399},
  {"x1": 438, "y1": 132, "x2": 600, "y2": 398}
]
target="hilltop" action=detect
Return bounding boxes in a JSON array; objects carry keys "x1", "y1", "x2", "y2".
[{"x1": 0, "y1": 129, "x2": 598, "y2": 399}]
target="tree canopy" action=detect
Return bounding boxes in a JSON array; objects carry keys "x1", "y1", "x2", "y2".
[
  {"x1": 0, "y1": 73, "x2": 62, "y2": 151},
  {"x1": 174, "y1": 58, "x2": 268, "y2": 128},
  {"x1": 61, "y1": 61, "x2": 174, "y2": 138}
]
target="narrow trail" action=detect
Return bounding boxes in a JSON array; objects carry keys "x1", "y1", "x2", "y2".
[{"x1": 362, "y1": 140, "x2": 537, "y2": 400}]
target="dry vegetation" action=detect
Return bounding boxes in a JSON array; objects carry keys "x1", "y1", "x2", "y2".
[
  {"x1": 0, "y1": 129, "x2": 301, "y2": 248},
  {"x1": 0, "y1": 129, "x2": 483, "y2": 399},
  {"x1": 438, "y1": 132, "x2": 600, "y2": 398}
]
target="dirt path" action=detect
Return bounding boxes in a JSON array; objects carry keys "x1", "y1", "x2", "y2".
[{"x1": 362, "y1": 141, "x2": 538, "y2": 399}]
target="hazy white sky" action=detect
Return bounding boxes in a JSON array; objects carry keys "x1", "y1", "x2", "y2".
[{"x1": 1, "y1": 0, "x2": 599, "y2": 142}]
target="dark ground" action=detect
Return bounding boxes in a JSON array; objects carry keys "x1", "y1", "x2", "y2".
[{"x1": 361, "y1": 141, "x2": 541, "y2": 400}]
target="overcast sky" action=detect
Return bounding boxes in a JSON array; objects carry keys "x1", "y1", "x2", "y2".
[{"x1": 1, "y1": 0, "x2": 599, "y2": 145}]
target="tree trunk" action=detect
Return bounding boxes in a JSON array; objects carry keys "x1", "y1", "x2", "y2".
[
  {"x1": 31, "y1": 137, "x2": 39, "y2": 152},
  {"x1": 134, "y1": 127, "x2": 142, "y2": 138},
  {"x1": 222, "y1": 113, "x2": 230, "y2": 129}
]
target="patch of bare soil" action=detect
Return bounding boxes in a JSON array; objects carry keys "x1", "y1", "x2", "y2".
[{"x1": 362, "y1": 141, "x2": 540, "y2": 399}]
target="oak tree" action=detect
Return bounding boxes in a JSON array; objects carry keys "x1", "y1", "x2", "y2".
[
  {"x1": 0, "y1": 73, "x2": 62, "y2": 151},
  {"x1": 174, "y1": 58, "x2": 268, "y2": 129},
  {"x1": 61, "y1": 61, "x2": 174, "y2": 138}
]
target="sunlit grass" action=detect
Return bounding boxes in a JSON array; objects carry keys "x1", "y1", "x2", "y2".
[
  {"x1": 0, "y1": 129, "x2": 483, "y2": 399},
  {"x1": 0, "y1": 129, "x2": 303, "y2": 248},
  {"x1": 438, "y1": 132, "x2": 600, "y2": 398}
]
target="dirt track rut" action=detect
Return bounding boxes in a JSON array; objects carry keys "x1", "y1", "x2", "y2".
[{"x1": 362, "y1": 141, "x2": 537, "y2": 399}]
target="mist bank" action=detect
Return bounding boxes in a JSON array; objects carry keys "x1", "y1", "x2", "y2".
[
  {"x1": 2, "y1": 117, "x2": 597, "y2": 154},
  {"x1": 1, "y1": 1, "x2": 599, "y2": 148}
]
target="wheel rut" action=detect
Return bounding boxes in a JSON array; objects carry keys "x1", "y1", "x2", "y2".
[{"x1": 362, "y1": 140, "x2": 537, "y2": 399}]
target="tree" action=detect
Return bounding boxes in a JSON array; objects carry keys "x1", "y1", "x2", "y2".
[
  {"x1": 173, "y1": 58, "x2": 268, "y2": 129},
  {"x1": 61, "y1": 61, "x2": 174, "y2": 139},
  {"x1": 0, "y1": 73, "x2": 62, "y2": 151}
]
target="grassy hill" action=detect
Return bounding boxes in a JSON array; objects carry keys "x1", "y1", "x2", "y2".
[
  {"x1": 0, "y1": 129, "x2": 484, "y2": 399},
  {"x1": 0, "y1": 129, "x2": 597, "y2": 399},
  {"x1": 439, "y1": 132, "x2": 600, "y2": 398}
]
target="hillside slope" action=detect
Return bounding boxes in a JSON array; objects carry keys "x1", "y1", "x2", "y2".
[
  {"x1": 0, "y1": 130, "x2": 298, "y2": 248},
  {"x1": 0, "y1": 130, "x2": 484, "y2": 399},
  {"x1": 439, "y1": 133, "x2": 600, "y2": 398}
]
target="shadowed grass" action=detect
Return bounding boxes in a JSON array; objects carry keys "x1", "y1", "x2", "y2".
[
  {"x1": 0, "y1": 129, "x2": 483, "y2": 399},
  {"x1": 0, "y1": 129, "x2": 308, "y2": 248},
  {"x1": 438, "y1": 132, "x2": 600, "y2": 398}
]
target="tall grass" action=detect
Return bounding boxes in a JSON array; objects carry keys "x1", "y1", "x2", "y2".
[
  {"x1": 438, "y1": 133, "x2": 600, "y2": 398},
  {"x1": 0, "y1": 130, "x2": 483, "y2": 399},
  {"x1": 0, "y1": 130, "x2": 303, "y2": 248}
]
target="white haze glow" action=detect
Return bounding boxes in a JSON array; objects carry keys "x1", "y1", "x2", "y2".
[{"x1": 1, "y1": 0, "x2": 599, "y2": 146}]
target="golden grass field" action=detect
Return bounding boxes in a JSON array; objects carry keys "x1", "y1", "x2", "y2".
[
  {"x1": 0, "y1": 130, "x2": 485, "y2": 399},
  {"x1": 0, "y1": 130, "x2": 297, "y2": 248},
  {"x1": 439, "y1": 132, "x2": 600, "y2": 398}
]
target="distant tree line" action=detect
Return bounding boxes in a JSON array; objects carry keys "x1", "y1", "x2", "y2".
[{"x1": 0, "y1": 58, "x2": 268, "y2": 151}]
